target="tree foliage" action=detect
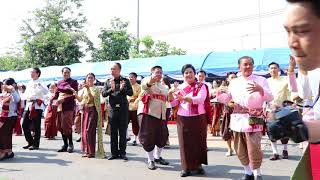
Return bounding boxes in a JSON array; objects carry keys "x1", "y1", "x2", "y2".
[
  {"x1": 131, "y1": 35, "x2": 187, "y2": 58},
  {"x1": 91, "y1": 17, "x2": 134, "y2": 62},
  {"x1": 0, "y1": 54, "x2": 29, "y2": 71},
  {"x1": 21, "y1": 0, "x2": 91, "y2": 67},
  {"x1": 92, "y1": 18, "x2": 187, "y2": 61}
]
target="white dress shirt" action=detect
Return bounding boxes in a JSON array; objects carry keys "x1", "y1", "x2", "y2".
[
  {"x1": 24, "y1": 79, "x2": 49, "y2": 111},
  {"x1": 217, "y1": 74, "x2": 273, "y2": 132},
  {"x1": 297, "y1": 68, "x2": 320, "y2": 120}
]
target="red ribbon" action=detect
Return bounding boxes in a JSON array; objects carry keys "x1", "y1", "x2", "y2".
[
  {"x1": 29, "y1": 99, "x2": 43, "y2": 119},
  {"x1": 141, "y1": 94, "x2": 166, "y2": 113},
  {"x1": 177, "y1": 82, "x2": 212, "y2": 124}
]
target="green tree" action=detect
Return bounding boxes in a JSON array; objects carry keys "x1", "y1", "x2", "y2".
[
  {"x1": 21, "y1": 0, "x2": 91, "y2": 67},
  {"x1": 130, "y1": 35, "x2": 155, "y2": 58},
  {"x1": 91, "y1": 17, "x2": 133, "y2": 62},
  {"x1": 170, "y1": 47, "x2": 187, "y2": 56},
  {"x1": 131, "y1": 35, "x2": 187, "y2": 58},
  {"x1": 0, "y1": 54, "x2": 29, "y2": 71}
]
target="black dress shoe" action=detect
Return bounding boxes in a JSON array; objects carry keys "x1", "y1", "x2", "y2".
[
  {"x1": 57, "y1": 146, "x2": 68, "y2": 152},
  {"x1": 148, "y1": 161, "x2": 156, "y2": 170},
  {"x1": 154, "y1": 157, "x2": 169, "y2": 165},
  {"x1": 282, "y1": 150, "x2": 289, "y2": 159},
  {"x1": 269, "y1": 154, "x2": 280, "y2": 161},
  {"x1": 180, "y1": 170, "x2": 191, "y2": 177},
  {"x1": 107, "y1": 155, "x2": 119, "y2": 160},
  {"x1": 239, "y1": 174, "x2": 254, "y2": 180},
  {"x1": 23, "y1": 144, "x2": 32, "y2": 149},
  {"x1": 120, "y1": 154, "x2": 128, "y2": 161},
  {"x1": 6, "y1": 152, "x2": 14, "y2": 159},
  {"x1": 132, "y1": 140, "x2": 137, "y2": 146},
  {"x1": 196, "y1": 167, "x2": 205, "y2": 175},
  {"x1": 29, "y1": 146, "x2": 39, "y2": 150},
  {"x1": 67, "y1": 144, "x2": 74, "y2": 153}
]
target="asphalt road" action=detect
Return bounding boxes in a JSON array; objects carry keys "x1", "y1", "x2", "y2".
[{"x1": 0, "y1": 124, "x2": 302, "y2": 180}]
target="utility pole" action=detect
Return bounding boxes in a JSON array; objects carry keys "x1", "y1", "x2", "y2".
[
  {"x1": 258, "y1": 0, "x2": 262, "y2": 48},
  {"x1": 137, "y1": 0, "x2": 140, "y2": 51}
]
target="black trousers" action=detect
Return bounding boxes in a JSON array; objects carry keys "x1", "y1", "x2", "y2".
[
  {"x1": 109, "y1": 107, "x2": 128, "y2": 156},
  {"x1": 22, "y1": 109, "x2": 43, "y2": 147}
]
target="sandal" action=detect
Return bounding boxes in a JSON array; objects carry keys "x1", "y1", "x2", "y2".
[
  {"x1": 81, "y1": 154, "x2": 88, "y2": 158},
  {"x1": 87, "y1": 155, "x2": 95, "y2": 158}
]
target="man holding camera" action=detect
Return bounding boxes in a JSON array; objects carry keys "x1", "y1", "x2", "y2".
[
  {"x1": 217, "y1": 56, "x2": 273, "y2": 180},
  {"x1": 284, "y1": 0, "x2": 320, "y2": 135},
  {"x1": 283, "y1": 1, "x2": 320, "y2": 179}
]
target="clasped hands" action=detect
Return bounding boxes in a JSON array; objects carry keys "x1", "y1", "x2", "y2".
[
  {"x1": 168, "y1": 89, "x2": 192, "y2": 103},
  {"x1": 110, "y1": 79, "x2": 125, "y2": 91}
]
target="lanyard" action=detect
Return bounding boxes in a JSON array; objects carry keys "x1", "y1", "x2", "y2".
[{"x1": 311, "y1": 82, "x2": 320, "y2": 108}]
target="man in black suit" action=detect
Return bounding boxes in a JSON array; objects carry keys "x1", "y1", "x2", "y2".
[{"x1": 102, "y1": 63, "x2": 133, "y2": 160}]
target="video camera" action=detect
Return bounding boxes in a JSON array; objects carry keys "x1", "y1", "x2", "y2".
[{"x1": 267, "y1": 105, "x2": 309, "y2": 143}]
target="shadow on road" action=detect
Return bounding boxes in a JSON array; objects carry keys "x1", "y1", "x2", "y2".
[
  {"x1": 263, "y1": 152, "x2": 301, "y2": 161},
  {"x1": 0, "y1": 168, "x2": 22, "y2": 173},
  {"x1": 2, "y1": 152, "x2": 72, "y2": 166},
  {"x1": 202, "y1": 165, "x2": 290, "y2": 180}
]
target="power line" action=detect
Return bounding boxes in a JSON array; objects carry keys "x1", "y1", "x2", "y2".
[
  {"x1": 207, "y1": 31, "x2": 286, "y2": 42},
  {"x1": 150, "y1": 8, "x2": 285, "y2": 36},
  {"x1": 162, "y1": 31, "x2": 286, "y2": 43}
]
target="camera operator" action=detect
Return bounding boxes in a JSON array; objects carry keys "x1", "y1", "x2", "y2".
[
  {"x1": 274, "y1": 1, "x2": 320, "y2": 179},
  {"x1": 284, "y1": 0, "x2": 320, "y2": 142}
]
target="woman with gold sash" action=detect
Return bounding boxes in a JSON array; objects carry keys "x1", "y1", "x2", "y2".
[{"x1": 71, "y1": 73, "x2": 105, "y2": 158}]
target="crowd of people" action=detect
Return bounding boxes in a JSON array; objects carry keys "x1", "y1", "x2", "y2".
[
  {"x1": 0, "y1": 1, "x2": 320, "y2": 180},
  {"x1": 0, "y1": 58, "x2": 311, "y2": 179}
]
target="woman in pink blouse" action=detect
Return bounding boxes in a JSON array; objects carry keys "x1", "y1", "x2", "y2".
[{"x1": 169, "y1": 64, "x2": 208, "y2": 177}]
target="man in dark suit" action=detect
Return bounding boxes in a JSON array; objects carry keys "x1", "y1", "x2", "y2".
[{"x1": 102, "y1": 63, "x2": 133, "y2": 160}]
